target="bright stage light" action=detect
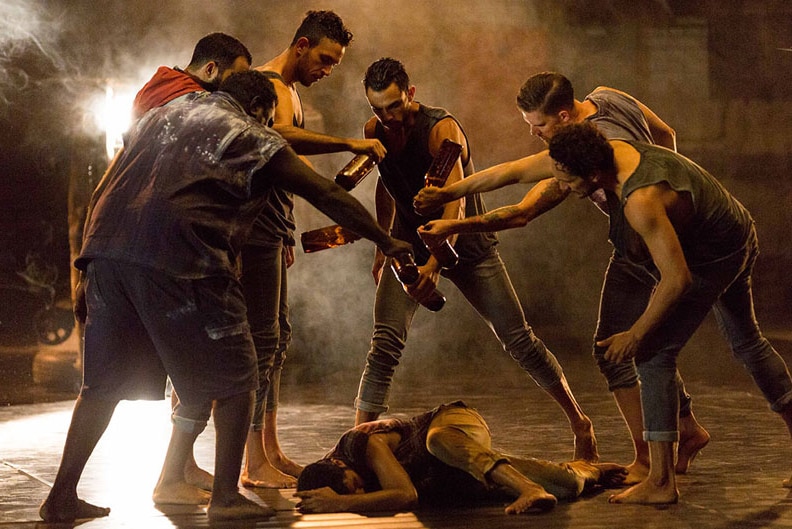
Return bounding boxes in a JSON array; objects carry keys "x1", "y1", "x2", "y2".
[{"x1": 88, "y1": 83, "x2": 135, "y2": 160}]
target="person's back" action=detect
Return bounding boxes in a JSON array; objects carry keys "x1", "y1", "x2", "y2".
[
  {"x1": 80, "y1": 91, "x2": 286, "y2": 279},
  {"x1": 132, "y1": 67, "x2": 206, "y2": 119}
]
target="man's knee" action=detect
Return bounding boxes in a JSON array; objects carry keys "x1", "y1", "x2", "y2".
[
  {"x1": 425, "y1": 427, "x2": 456, "y2": 461},
  {"x1": 594, "y1": 345, "x2": 639, "y2": 391}
]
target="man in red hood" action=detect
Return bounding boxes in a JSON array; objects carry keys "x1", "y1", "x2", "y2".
[{"x1": 132, "y1": 32, "x2": 251, "y2": 120}]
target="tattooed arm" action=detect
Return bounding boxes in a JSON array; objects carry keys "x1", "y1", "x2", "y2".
[{"x1": 417, "y1": 178, "x2": 569, "y2": 245}]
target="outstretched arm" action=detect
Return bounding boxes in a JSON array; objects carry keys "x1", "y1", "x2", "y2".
[
  {"x1": 261, "y1": 147, "x2": 411, "y2": 259},
  {"x1": 417, "y1": 177, "x2": 569, "y2": 247},
  {"x1": 413, "y1": 150, "x2": 555, "y2": 215},
  {"x1": 267, "y1": 76, "x2": 387, "y2": 159},
  {"x1": 277, "y1": 125, "x2": 387, "y2": 159}
]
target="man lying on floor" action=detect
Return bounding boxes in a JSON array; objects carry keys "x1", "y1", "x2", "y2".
[{"x1": 295, "y1": 401, "x2": 626, "y2": 514}]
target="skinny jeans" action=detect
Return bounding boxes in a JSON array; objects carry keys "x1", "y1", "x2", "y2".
[
  {"x1": 355, "y1": 248, "x2": 564, "y2": 413},
  {"x1": 241, "y1": 243, "x2": 292, "y2": 430}
]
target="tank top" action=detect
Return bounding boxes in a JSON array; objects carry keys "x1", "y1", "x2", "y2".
[
  {"x1": 611, "y1": 141, "x2": 754, "y2": 268},
  {"x1": 374, "y1": 104, "x2": 496, "y2": 265},
  {"x1": 246, "y1": 71, "x2": 303, "y2": 247}
]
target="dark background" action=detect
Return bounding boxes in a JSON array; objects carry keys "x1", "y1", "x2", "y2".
[{"x1": 1, "y1": 0, "x2": 789, "y2": 394}]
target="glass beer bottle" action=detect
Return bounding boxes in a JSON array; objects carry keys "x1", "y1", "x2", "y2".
[
  {"x1": 335, "y1": 153, "x2": 377, "y2": 191},
  {"x1": 390, "y1": 254, "x2": 446, "y2": 312},
  {"x1": 421, "y1": 138, "x2": 462, "y2": 269},
  {"x1": 300, "y1": 224, "x2": 362, "y2": 253}
]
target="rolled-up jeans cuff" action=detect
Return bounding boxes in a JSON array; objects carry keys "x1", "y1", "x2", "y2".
[
  {"x1": 643, "y1": 430, "x2": 679, "y2": 443},
  {"x1": 172, "y1": 414, "x2": 208, "y2": 435},
  {"x1": 354, "y1": 398, "x2": 388, "y2": 415}
]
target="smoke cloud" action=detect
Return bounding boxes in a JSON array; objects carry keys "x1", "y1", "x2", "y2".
[{"x1": 2, "y1": 1, "x2": 789, "y2": 397}]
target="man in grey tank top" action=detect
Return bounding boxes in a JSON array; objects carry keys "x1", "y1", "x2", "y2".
[{"x1": 414, "y1": 72, "x2": 709, "y2": 484}]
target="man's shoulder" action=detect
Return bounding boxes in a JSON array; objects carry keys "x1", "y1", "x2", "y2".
[
  {"x1": 254, "y1": 65, "x2": 290, "y2": 86},
  {"x1": 418, "y1": 103, "x2": 453, "y2": 120},
  {"x1": 587, "y1": 87, "x2": 637, "y2": 107}
]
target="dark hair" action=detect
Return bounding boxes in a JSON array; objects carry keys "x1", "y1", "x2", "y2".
[
  {"x1": 187, "y1": 32, "x2": 252, "y2": 72},
  {"x1": 296, "y1": 459, "x2": 348, "y2": 495},
  {"x1": 363, "y1": 57, "x2": 410, "y2": 93},
  {"x1": 291, "y1": 10, "x2": 353, "y2": 47},
  {"x1": 219, "y1": 70, "x2": 277, "y2": 115},
  {"x1": 517, "y1": 72, "x2": 574, "y2": 115},
  {"x1": 548, "y1": 121, "x2": 615, "y2": 180}
]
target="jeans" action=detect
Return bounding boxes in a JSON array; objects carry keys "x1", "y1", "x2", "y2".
[
  {"x1": 594, "y1": 254, "x2": 694, "y2": 417},
  {"x1": 601, "y1": 227, "x2": 792, "y2": 442},
  {"x1": 355, "y1": 248, "x2": 564, "y2": 413},
  {"x1": 241, "y1": 243, "x2": 292, "y2": 431}
]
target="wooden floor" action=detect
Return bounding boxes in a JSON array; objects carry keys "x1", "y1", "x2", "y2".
[{"x1": 3, "y1": 333, "x2": 792, "y2": 529}]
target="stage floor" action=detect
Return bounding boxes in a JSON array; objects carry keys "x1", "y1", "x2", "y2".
[{"x1": 3, "y1": 342, "x2": 792, "y2": 529}]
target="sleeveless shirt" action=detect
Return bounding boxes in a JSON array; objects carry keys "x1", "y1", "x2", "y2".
[
  {"x1": 611, "y1": 141, "x2": 754, "y2": 269},
  {"x1": 374, "y1": 104, "x2": 496, "y2": 265}
]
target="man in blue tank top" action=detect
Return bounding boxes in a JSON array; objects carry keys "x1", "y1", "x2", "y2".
[
  {"x1": 547, "y1": 121, "x2": 792, "y2": 504},
  {"x1": 353, "y1": 59, "x2": 599, "y2": 464},
  {"x1": 414, "y1": 72, "x2": 710, "y2": 484}
]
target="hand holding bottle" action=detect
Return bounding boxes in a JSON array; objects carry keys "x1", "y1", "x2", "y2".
[
  {"x1": 390, "y1": 254, "x2": 446, "y2": 312},
  {"x1": 416, "y1": 138, "x2": 462, "y2": 269}
]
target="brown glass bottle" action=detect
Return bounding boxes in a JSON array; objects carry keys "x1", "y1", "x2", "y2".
[
  {"x1": 335, "y1": 153, "x2": 377, "y2": 191},
  {"x1": 420, "y1": 138, "x2": 463, "y2": 268},
  {"x1": 390, "y1": 254, "x2": 446, "y2": 312},
  {"x1": 300, "y1": 224, "x2": 362, "y2": 253},
  {"x1": 424, "y1": 138, "x2": 463, "y2": 187},
  {"x1": 422, "y1": 236, "x2": 459, "y2": 269}
]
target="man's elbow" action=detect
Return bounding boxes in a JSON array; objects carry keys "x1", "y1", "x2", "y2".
[
  {"x1": 673, "y1": 270, "x2": 693, "y2": 297},
  {"x1": 399, "y1": 488, "x2": 419, "y2": 511}
]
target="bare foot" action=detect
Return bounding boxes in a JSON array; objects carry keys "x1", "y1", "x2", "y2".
[
  {"x1": 784, "y1": 475, "x2": 792, "y2": 488},
  {"x1": 675, "y1": 426, "x2": 710, "y2": 474},
  {"x1": 608, "y1": 479, "x2": 678, "y2": 505},
  {"x1": 241, "y1": 462, "x2": 297, "y2": 489},
  {"x1": 573, "y1": 418, "x2": 599, "y2": 462},
  {"x1": 504, "y1": 490, "x2": 557, "y2": 514},
  {"x1": 39, "y1": 495, "x2": 111, "y2": 523},
  {"x1": 622, "y1": 460, "x2": 650, "y2": 486},
  {"x1": 185, "y1": 464, "x2": 214, "y2": 492},
  {"x1": 267, "y1": 450, "x2": 304, "y2": 478},
  {"x1": 152, "y1": 482, "x2": 211, "y2": 505},
  {"x1": 565, "y1": 460, "x2": 628, "y2": 489},
  {"x1": 207, "y1": 492, "x2": 275, "y2": 522}
]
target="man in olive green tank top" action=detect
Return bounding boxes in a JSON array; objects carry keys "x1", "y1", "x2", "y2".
[{"x1": 547, "y1": 121, "x2": 792, "y2": 506}]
